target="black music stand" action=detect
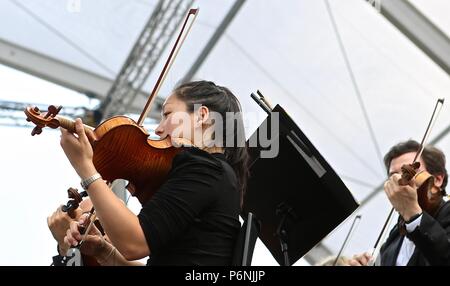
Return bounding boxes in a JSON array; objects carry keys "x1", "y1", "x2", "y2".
[{"x1": 243, "y1": 96, "x2": 359, "y2": 266}]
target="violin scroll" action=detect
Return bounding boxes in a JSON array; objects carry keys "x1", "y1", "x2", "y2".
[
  {"x1": 398, "y1": 162, "x2": 421, "y2": 186},
  {"x1": 24, "y1": 105, "x2": 63, "y2": 136},
  {"x1": 25, "y1": 105, "x2": 94, "y2": 138},
  {"x1": 61, "y1": 187, "x2": 88, "y2": 219}
]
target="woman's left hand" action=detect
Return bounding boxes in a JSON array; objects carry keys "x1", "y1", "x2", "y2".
[{"x1": 60, "y1": 118, "x2": 97, "y2": 179}]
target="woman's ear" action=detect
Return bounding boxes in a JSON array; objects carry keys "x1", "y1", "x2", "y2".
[{"x1": 195, "y1": 106, "x2": 210, "y2": 126}]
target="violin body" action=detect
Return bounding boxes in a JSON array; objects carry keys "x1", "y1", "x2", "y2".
[
  {"x1": 91, "y1": 116, "x2": 189, "y2": 204},
  {"x1": 413, "y1": 170, "x2": 443, "y2": 216}
]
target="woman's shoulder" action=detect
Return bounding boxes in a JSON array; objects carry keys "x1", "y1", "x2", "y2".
[{"x1": 172, "y1": 147, "x2": 224, "y2": 171}]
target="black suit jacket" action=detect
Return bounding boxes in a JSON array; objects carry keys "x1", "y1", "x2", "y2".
[{"x1": 380, "y1": 200, "x2": 450, "y2": 266}]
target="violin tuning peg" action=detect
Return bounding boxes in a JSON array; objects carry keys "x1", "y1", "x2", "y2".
[
  {"x1": 47, "y1": 105, "x2": 63, "y2": 117},
  {"x1": 31, "y1": 126, "x2": 42, "y2": 136},
  {"x1": 67, "y1": 187, "x2": 83, "y2": 203},
  {"x1": 33, "y1": 106, "x2": 40, "y2": 113},
  {"x1": 26, "y1": 117, "x2": 31, "y2": 122}
]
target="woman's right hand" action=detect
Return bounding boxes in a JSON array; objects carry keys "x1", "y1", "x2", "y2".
[{"x1": 347, "y1": 252, "x2": 373, "y2": 266}]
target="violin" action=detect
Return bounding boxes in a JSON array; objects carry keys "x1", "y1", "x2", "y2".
[
  {"x1": 24, "y1": 109, "x2": 191, "y2": 204},
  {"x1": 60, "y1": 206, "x2": 101, "y2": 266},
  {"x1": 396, "y1": 161, "x2": 444, "y2": 235},
  {"x1": 24, "y1": 9, "x2": 198, "y2": 205},
  {"x1": 51, "y1": 188, "x2": 100, "y2": 266},
  {"x1": 61, "y1": 187, "x2": 104, "y2": 234},
  {"x1": 398, "y1": 163, "x2": 444, "y2": 216}
]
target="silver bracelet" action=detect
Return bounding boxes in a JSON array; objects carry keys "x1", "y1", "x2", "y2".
[{"x1": 80, "y1": 173, "x2": 102, "y2": 190}]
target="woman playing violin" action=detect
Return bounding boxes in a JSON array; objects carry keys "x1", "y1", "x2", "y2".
[{"x1": 60, "y1": 80, "x2": 249, "y2": 266}]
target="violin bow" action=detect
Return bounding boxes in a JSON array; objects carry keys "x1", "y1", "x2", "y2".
[
  {"x1": 137, "y1": 8, "x2": 199, "y2": 126},
  {"x1": 369, "y1": 98, "x2": 444, "y2": 265},
  {"x1": 333, "y1": 215, "x2": 362, "y2": 266},
  {"x1": 77, "y1": 207, "x2": 97, "y2": 249}
]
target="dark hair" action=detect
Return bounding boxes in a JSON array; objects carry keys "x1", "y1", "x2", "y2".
[
  {"x1": 383, "y1": 139, "x2": 447, "y2": 194},
  {"x1": 172, "y1": 80, "x2": 250, "y2": 206}
]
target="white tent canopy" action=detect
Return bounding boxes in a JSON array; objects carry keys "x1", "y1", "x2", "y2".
[{"x1": 0, "y1": 0, "x2": 449, "y2": 265}]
